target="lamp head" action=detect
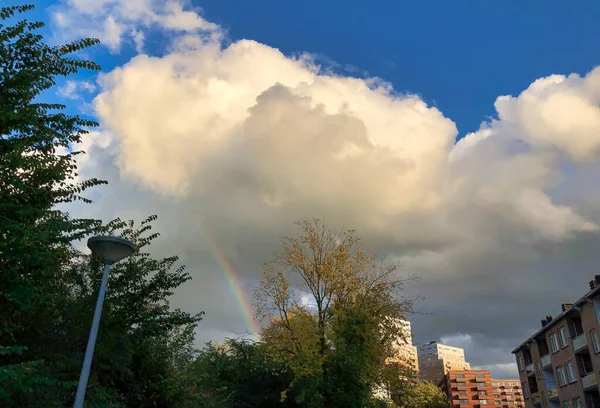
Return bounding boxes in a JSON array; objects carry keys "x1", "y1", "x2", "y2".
[{"x1": 87, "y1": 235, "x2": 135, "y2": 265}]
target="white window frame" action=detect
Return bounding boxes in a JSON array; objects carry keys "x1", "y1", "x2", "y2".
[
  {"x1": 550, "y1": 333, "x2": 559, "y2": 353},
  {"x1": 557, "y1": 366, "x2": 567, "y2": 386},
  {"x1": 566, "y1": 362, "x2": 577, "y2": 383},
  {"x1": 559, "y1": 327, "x2": 569, "y2": 348}
]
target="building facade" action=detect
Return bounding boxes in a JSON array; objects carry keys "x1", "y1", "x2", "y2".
[
  {"x1": 492, "y1": 379, "x2": 526, "y2": 407},
  {"x1": 418, "y1": 341, "x2": 471, "y2": 383},
  {"x1": 440, "y1": 369, "x2": 524, "y2": 407},
  {"x1": 388, "y1": 319, "x2": 419, "y2": 377},
  {"x1": 512, "y1": 276, "x2": 600, "y2": 408}
]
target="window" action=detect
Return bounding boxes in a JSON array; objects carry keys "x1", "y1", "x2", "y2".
[
  {"x1": 566, "y1": 362, "x2": 577, "y2": 383},
  {"x1": 536, "y1": 362, "x2": 542, "y2": 379},
  {"x1": 480, "y1": 400, "x2": 488, "y2": 405},
  {"x1": 456, "y1": 373, "x2": 465, "y2": 378},
  {"x1": 563, "y1": 401, "x2": 571, "y2": 408},
  {"x1": 522, "y1": 382, "x2": 529, "y2": 398},
  {"x1": 492, "y1": 382, "x2": 500, "y2": 386},
  {"x1": 458, "y1": 390, "x2": 467, "y2": 396},
  {"x1": 559, "y1": 327, "x2": 569, "y2": 348},
  {"x1": 573, "y1": 398, "x2": 583, "y2": 408},
  {"x1": 477, "y1": 382, "x2": 486, "y2": 387},
  {"x1": 557, "y1": 366, "x2": 567, "y2": 386},
  {"x1": 476, "y1": 373, "x2": 485, "y2": 378},
  {"x1": 494, "y1": 394, "x2": 501, "y2": 398},
  {"x1": 459, "y1": 400, "x2": 468, "y2": 405},
  {"x1": 550, "y1": 333, "x2": 559, "y2": 353},
  {"x1": 517, "y1": 355, "x2": 525, "y2": 371},
  {"x1": 457, "y1": 382, "x2": 466, "y2": 387},
  {"x1": 479, "y1": 391, "x2": 487, "y2": 396},
  {"x1": 591, "y1": 330, "x2": 600, "y2": 353}
]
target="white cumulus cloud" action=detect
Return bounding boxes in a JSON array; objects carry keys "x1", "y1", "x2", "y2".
[{"x1": 55, "y1": 2, "x2": 600, "y2": 377}]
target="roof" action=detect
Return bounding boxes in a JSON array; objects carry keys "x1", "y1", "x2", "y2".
[{"x1": 512, "y1": 284, "x2": 600, "y2": 354}]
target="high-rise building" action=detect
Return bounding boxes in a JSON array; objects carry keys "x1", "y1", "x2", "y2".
[
  {"x1": 418, "y1": 341, "x2": 471, "y2": 383},
  {"x1": 440, "y1": 370, "x2": 524, "y2": 407},
  {"x1": 388, "y1": 319, "x2": 419, "y2": 377},
  {"x1": 512, "y1": 276, "x2": 600, "y2": 408}
]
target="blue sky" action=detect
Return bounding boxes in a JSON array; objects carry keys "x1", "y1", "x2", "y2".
[
  {"x1": 42, "y1": 1, "x2": 600, "y2": 137},
  {"x1": 32, "y1": 0, "x2": 600, "y2": 378},
  {"x1": 195, "y1": 0, "x2": 600, "y2": 137}
]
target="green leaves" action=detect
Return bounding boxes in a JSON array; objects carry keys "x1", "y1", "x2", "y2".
[{"x1": 187, "y1": 339, "x2": 300, "y2": 408}]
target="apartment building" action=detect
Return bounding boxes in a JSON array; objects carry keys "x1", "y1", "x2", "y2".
[
  {"x1": 512, "y1": 276, "x2": 600, "y2": 408},
  {"x1": 492, "y1": 379, "x2": 526, "y2": 407},
  {"x1": 440, "y1": 370, "x2": 523, "y2": 407},
  {"x1": 387, "y1": 319, "x2": 419, "y2": 377},
  {"x1": 419, "y1": 341, "x2": 471, "y2": 383},
  {"x1": 375, "y1": 319, "x2": 419, "y2": 400}
]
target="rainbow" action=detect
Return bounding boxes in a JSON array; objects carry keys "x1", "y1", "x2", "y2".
[{"x1": 201, "y1": 226, "x2": 261, "y2": 335}]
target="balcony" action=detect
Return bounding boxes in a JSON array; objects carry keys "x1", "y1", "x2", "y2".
[
  {"x1": 581, "y1": 372, "x2": 597, "y2": 390},
  {"x1": 573, "y1": 333, "x2": 588, "y2": 352},
  {"x1": 547, "y1": 388, "x2": 559, "y2": 400},
  {"x1": 531, "y1": 392, "x2": 542, "y2": 405},
  {"x1": 526, "y1": 363, "x2": 534, "y2": 374},
  {"x1": 541, "y1": 354, "x2": 552, "y2": 368}
]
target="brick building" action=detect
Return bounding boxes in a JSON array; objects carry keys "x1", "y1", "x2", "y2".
[
  {"x1": 512, "y1": 276, "x2": 600, "y2": 408},
  {"x1": 440, "y1": 370, "x2": 524, "y2": 407},
  {"x1": 492, "y1": 379, "x2": 526, "y2": 407}
]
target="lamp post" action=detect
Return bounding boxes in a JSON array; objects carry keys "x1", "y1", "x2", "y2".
[{"x1": 73, "y1": 236, "x2": 135, "y2": 408}]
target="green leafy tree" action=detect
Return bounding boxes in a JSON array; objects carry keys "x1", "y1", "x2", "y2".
[
  {"x1": 54, "y1": 217, "x2": 204, "y2": 407},
  {"x1": 255, "y1": 218, "x2": 416, "y2": 407},
  {"x1": 0, "y1": 3, "x2": 104, "y2": 404},
  {"x1": 186, "y1": 338, "x2": 300, "y2": 408},
  {"x1": 395, "y1": 380, "x2": 450, "y2": 408}
]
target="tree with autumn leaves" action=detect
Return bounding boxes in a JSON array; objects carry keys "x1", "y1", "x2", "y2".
[
  {"x1": 1, "y1": 3, "x2": 449, "y2": 406},
  {"x1": 253, "y1": 218, "x2": 419, "y2": 407}
]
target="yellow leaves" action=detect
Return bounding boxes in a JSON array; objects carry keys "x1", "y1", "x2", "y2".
[
  {"x1": 279, "y1": 389, "x2": 288, "y2": 402},
  {"x1": 255, "y1": 217, "x2": 417, "y2": 394}
]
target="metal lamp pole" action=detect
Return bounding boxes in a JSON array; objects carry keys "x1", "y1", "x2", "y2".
[{"x1": 73, "y1": 236, "x2": 135, "y2": 408}]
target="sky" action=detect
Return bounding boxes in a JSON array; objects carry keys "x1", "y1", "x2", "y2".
[{"x1": 29, "y1": 0, "x2": 600, "y2": 378}]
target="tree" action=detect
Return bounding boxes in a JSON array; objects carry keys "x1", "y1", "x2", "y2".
[
  {"x1": 50, "y1": 217, "x2": 204, "y2": 407},
  {"x1": 0, "y1": 4, "x2": 104, "y2": 404},
  {"x1": 254, "y1": 218, "x2": 416, "y2": 407},
  {"x1": 395, "y1": 380, "x2": 450, "y2": 408},
  {"x1": 186, "y1": 338, "x2": 300, "y2": 408}
]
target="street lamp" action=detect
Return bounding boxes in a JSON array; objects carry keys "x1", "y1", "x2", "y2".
[{"x1": 73, "y1": 236, "x2": 135, "y2": 408}]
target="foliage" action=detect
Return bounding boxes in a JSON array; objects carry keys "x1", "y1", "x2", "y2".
[
  {"x1": 0, "y1": 5, "x2": 203, "y2": 406},
  {"x1": 395, "y1": 380, "x2": 450, "y2": 408},
  {"x1": 59, "y1": 217, "x2": 204, "y2": 407},
  {"x1": 0, "y1": 3, "x2": 104, "y2": 404},
  {"x1": 186, "y1": 338, "x2": 300, "y2": 408},
  {"x1": 255, "y1": 218, "x2": 416, "y2": 407}
]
